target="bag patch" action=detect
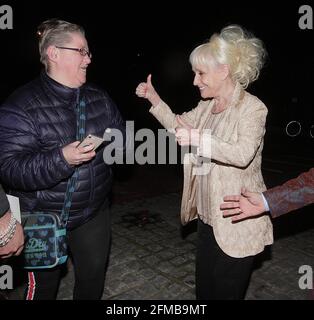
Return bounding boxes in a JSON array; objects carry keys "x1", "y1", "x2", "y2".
[{"x1": 22, "y1": 212, "x2": 67, "y2": 269}]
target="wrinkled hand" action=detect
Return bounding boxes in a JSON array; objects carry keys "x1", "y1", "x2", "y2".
[
  {"x1": 135, "y1": 74, "x2": 161, "y2": 106},
  {"x1": 220, "y1": 188, "x2": 267, "y2": 222},
  {"x1": 175, "y1": 115, "x2": 200, "y2": 147},
  {"x1": 62, "y1": 141, "x2": 96, "y2": 166},
  {"x1": 0, "y1": 211, "x2": 24, "y2": 259}
]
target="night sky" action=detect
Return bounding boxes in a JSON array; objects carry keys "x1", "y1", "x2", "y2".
[{"x1": 0, "y1": 1, "x2": 313, "y2": 158}]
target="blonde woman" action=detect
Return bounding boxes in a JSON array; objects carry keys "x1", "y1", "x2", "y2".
[{"x1": 136, "y1": 25, "x2": 273, "y2": 300}]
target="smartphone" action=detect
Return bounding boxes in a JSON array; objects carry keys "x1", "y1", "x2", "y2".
[{"x1": 77, "y1": 134, "x2": 104, "y2": 150}]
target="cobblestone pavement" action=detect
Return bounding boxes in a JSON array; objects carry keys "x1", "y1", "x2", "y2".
[
  {"x1": 5, "y1": 163, "x2": 314, "y2": 300},
  {"x1": 6, "y1": 200, "x2": 314, "y2": 300}
]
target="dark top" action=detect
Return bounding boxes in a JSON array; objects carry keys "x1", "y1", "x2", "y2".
[
  {"x1": 0, "y1": 71, "x2": 125, "y2": 229},
  {"x1": 0, "y1": 183, "x2": 9, "y2": 218}
]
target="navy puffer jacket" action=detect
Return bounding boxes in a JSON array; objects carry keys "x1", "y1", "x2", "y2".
[{"x1": 0, "y1": 71, "x2": 125, "y2": 230}]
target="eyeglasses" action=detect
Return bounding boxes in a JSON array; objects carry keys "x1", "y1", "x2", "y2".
[{"x1": 55, "y1": 46, "x2": 92, "y2": 58}]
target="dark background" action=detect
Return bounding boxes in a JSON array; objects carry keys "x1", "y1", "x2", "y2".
[
  {"x1": 1, "y1": 2, "x2": 313, "y2": 299},
  {"x1": 0, "y1": 0, "x2": 313, "y2": 161},
  {"x1": 0, "y1": 0, "x2": 314, "y2": 255}
]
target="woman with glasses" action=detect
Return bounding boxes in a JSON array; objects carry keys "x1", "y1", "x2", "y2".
[{"x1": 0, "y1": 19, "x2": 125, "y2": 300}]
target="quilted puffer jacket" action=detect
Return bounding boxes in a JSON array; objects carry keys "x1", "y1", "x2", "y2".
[{"x1": 0, "y1": 71, "x2": 125, "y2": 230}]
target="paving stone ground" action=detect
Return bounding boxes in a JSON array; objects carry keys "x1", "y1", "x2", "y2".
[
  {"x1": 4, "y1": 163, "x2": 314, "y2": 300},
  {"x1": 6, "y1": 192, "x2": 313, "y2": 300}
]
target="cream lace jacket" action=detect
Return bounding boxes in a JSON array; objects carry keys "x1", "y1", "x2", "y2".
[{"x1": 149, "y1": 83, "x2": 273, "y2": 258}]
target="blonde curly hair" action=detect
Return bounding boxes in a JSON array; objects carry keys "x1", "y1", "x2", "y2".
[{"x1": 190, "y1": 25, "x2": 267, "y2": 88}]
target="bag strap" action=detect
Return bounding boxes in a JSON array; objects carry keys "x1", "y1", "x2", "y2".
[{"x1": 60, "y1": 92, "x2": 86, "y2": 227}]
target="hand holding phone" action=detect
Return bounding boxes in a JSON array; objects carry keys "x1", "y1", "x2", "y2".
[{"x1": 77, "y1": 134, "x2": 104, "y2": 151}]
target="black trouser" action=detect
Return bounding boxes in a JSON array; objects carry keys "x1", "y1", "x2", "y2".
[
  {"x1": 196, "y1": 219, "x2": 254, "y2": 300},
  {"x1": 25, "y1": 203, "x2": 111, "y2": 300}
]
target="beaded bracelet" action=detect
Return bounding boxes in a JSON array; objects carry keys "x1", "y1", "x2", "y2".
[
  {"x1": 0, "y1": 212, "x2": 15, "y2": 238},
  {"x1": 0, "y1": 213, "x2": 17, "y2": 247},
  {"x1": 0, "y1": 216, "x2": 16, "y2": 241}
]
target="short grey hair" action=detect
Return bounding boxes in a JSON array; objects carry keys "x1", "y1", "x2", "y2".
[
  {"x1": 37, "y1": 18, "x2": 85, "y2": 70},
  {"x1": 190, "y1": 25, "x2": 267, "y2": 88}
]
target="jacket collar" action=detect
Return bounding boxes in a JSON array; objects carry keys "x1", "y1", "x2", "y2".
[{"x1": 40, "y1": 70, "x2": 81, "y2": 105}]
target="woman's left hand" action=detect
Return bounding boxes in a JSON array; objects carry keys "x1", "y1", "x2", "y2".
[{"x1": 175, "y1": 115, "x2": 200, "y2": 147}]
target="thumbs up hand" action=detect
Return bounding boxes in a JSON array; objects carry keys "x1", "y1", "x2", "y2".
[{"x1": 135, "y1": 74, "x2": 161, "y2": 107}]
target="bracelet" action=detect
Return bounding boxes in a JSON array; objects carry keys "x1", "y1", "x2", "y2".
[
  {"x1": 0, "y1": 213, "x2": 17, "y2": 247},
  {"x1": 0, "y1": 221, "x2": 17, "y2": 247},
  {"x1": 0, "y1": 223, "x2": 16, "y2": 247},
  {"x1": 0, "y1": 212, "x2": 15, "y2": 238}
]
